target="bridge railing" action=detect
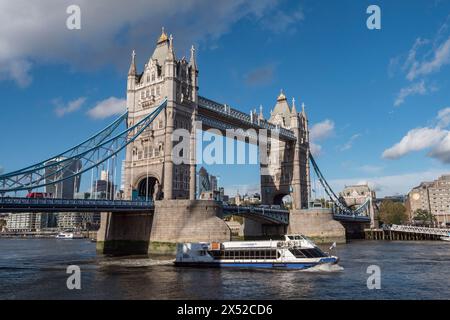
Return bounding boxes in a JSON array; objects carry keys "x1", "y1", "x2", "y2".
[{"x1": 383, "y1": 224, "x2": 450, "y2": 236}]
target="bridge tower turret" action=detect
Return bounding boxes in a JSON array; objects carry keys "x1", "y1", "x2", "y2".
[
  {"x1": 289, "y1": 98, "x2": 309, "y2": 209},
  {"x1": 260, "y1": 92, "x2": 310, "y2": 210},
  {"x1": 123, "y1": 28, "x2": 198, "y2": 201},
  {"x1": 188, "y1": 45, "x2": 199, "y2": 200}
]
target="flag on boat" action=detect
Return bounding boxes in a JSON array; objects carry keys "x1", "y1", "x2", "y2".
[{"x1": 329, "y1": 242, "x2": 336, "y2": 250}]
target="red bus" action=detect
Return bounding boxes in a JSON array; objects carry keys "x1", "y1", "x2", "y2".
[{"x1": 26, "y1": 192, "x2": 53, "y2": 199}]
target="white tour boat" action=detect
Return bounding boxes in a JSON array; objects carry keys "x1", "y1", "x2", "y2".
[
  {"x1": 440, "y1": 233, "x2": 450, "y2": 241},
  {"x1": 55, "y1": 232, "x2": 84, "y2": 239},
  {"x1": 175, "y1": 234, "x2": 339, "y2": 270}
]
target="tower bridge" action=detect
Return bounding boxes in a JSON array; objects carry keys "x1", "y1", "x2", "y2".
[{"x1": 0, "y1": 29, "x2": 374, "y2": 254}]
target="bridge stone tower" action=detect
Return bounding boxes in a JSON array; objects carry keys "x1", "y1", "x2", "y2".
[
  {"x1": 260, "y1": 91, "x2": 310, "y2": 210},
  {"x1": 97, "y1": 29, "x2": 230, "y2": 254},
  {"x1": 124, "y1": 28, "x2": 198, "y2": 201}
]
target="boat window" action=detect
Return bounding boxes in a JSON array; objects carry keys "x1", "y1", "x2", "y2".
[
  {"x1": 300, "y1": 249, "x2": 314, "y2": 258},
  {"x1": 289, "y1": 248, "x2": 306, "y2": 258},
  {"x1": 298, "y1": 248, "x2": 327, "y2": 258}
]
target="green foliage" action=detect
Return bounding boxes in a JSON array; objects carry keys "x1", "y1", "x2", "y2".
[
  {"x1": 413, "y1": 209, "x2": 435, "y2": 224},
  {"x1": 379, "y1": 200, "x2": 408, "y2": 225},
  {"x1": 0, "y1": 219, "x2": 6, "y2": 231}
]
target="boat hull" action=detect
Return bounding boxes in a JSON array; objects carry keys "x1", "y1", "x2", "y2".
[{"x1": 174, "y1": 257, "x2": 338, "y2": 269}]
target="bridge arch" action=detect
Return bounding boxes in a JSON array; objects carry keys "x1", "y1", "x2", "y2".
[
  {"x1": 135, "y1": 173, "x2": 161, "y2": 200},
  {"x1": 273, "y1": 193, "x2": 290, "y2": 207}
]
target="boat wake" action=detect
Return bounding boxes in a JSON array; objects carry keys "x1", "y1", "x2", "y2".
[
  {"x1": 99, "y1": 258, "x2": 174, "y2": 267},
  {"x1": 303, "y1": 263, "x2": 344, "y2": 272}
]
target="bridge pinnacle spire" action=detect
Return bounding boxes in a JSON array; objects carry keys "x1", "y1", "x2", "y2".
[
  {"x1": 277, "y1": 89, "x2": 286, "y2": 101},
  {"x1": 158, "y1": 27, "x2": 168, "y2": 44},
  {"x1": 291, "y1": 97, "x2": 297, "y2": 115},
  {"x1": 166, "y1": 34, "x2": 175, "y2": 61},
  {"x1": 189, "y1": 45, "x2": 197, "y2": 70},
  {"x1": 128, "y1": 49, "x2": 136, "y2": 76}
]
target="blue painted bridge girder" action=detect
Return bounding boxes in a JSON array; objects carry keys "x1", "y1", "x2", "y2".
[
  {"x1": 0, "y1": 198, "x2": 369, "y2": 224},
  {"x1": 0, "y1": 197, "x2": 154, "y2": 213},
  {"x1": 332, "y1": 214, "x2": 370, "y2": 223},
  {"x1": 222, "y1": 205, "x2": 289, "y2": 225}
]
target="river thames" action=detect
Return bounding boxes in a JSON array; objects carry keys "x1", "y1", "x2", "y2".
[{"x1": 0, "y1": 239, "x2": 449, "y2": 300}]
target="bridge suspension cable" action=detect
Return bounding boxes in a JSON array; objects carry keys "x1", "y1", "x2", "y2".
[
  {"x1": 309, "y1": 152, "x2": 370, "y2": 217},
  {"x1": 0, "y1": 112, "x2": 127, "y2": 178},
  {"x1": 0, "y1": 99, "x2": 167, "y2": 194}
]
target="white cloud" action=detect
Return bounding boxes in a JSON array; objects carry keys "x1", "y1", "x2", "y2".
[
  {"x1": 437, "y1": 107, "x2": 450, "y2": 128},
  {"x1": 390, "y1": 19, "x2": 449, "y2": 105},
  {"x1": 394, "y1": 80, "x2": 427, "y2": 106},
  {"x1": 429, "y1": 132, "x2": 450, "y2": 163},
  {"x1": 309, "y1": 142, "x2": 322, "y2": 157},
  {"x1": 258, "y1": 5, "x2": 304, "y2": 34},
  {"x1": 87, "y1": 97, "x2": 126, "y2": 119},
  {"x1": 309, "y1": 119, "x2": 334, "y2": 141},
  {"x1": 382, "y1": 127, "x2": 446, "y2": 159},
  {"x1": 340, "y1": 133, "x2": 361, "y2": 151},
  {"x1": 224, "y1": 184, "x2": 260, "y2": 197},
  {"x1": 382, "y1": 107, "x2": 450, "y2": 164},
  {"x1": 357, "y1": 165, "x2": 384, "y2": 174},
  {"x1": 309, "y1": 119, "x2": 334, "y2": 157},
  {"x1": 407, "y1": 37, "x2": 450, "y2": 81},
  {"x1": 402, "y1": 37, "x2": 429, "y2": 74},
  {"x1": 0, "y1": 59, "x2": 33, "y2": 88},
  {"x1": 330, "y1": 169, "x2": 449, "y2": 197},
  {"x1": 244, "y1": 64, "x2": 275, "y2": 86},
  {"x1": 0, "y1": 0, "x2": 290, "y2": 87},
  {"x1": 54, "y1": 97, "x2": 86, "y2": 117}
]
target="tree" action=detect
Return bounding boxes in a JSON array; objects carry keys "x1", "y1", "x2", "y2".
[
  {"x1": 0, "y1": 219, "x2": 6, "y2": 232},
  {"x1": 413, "y1": 209, "x2": 435, "y2": 225},
  {"x1": 378, "y1": 200, "x2": 408, "y2": 225}
]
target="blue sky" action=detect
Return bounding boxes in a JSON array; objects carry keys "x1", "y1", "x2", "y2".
[{"x1": 1, "y1": 0, "x2": 450, "y2": 197}]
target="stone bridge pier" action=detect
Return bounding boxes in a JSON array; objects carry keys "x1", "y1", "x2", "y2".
[
  {"x1": 288, "y1": 209, "x2": 346, "y2": 243},
  {"x1": 97, "y1": 200, "x2": 231, "y2": 255},
  {"x1": 242, "y1": 208, "x2": 347, "y2": 243}
]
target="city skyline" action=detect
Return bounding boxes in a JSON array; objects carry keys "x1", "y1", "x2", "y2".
[{"x1": 1, "y1": 1, "x2": 450, "y2": 197}]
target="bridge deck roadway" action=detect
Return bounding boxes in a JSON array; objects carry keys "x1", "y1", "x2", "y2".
[
  {"x1": 0, "y1": 198, "x2": 154, "y2": 213},
  {"x1": 0, "y1": 197, "x2": 370, "y2": 224}
]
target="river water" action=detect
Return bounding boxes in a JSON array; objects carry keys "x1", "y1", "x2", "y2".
[{"x1": 0, "y1": 239, "x2": 449, "y2": 300}]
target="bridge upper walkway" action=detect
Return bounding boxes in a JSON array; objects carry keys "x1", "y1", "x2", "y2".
[{"x1": 198, "y1": 96, "x2": 296, "y2": 141}]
